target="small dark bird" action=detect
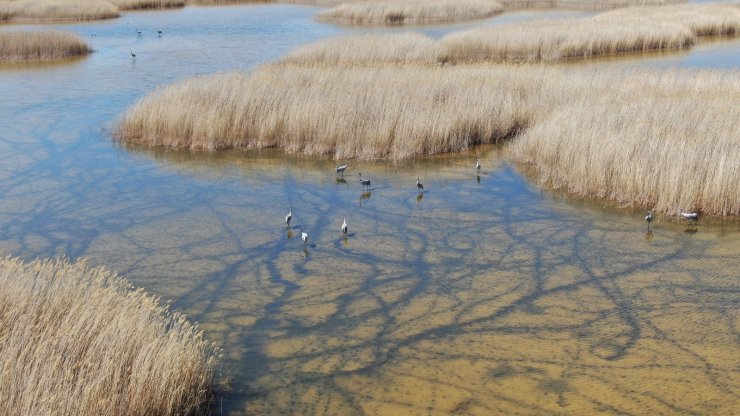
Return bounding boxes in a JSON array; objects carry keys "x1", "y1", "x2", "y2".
[
  {"x1": 358, "y1": 173, "x2": 371, "y2": 190},
  {"x1": 157, "y1": 30, "x2": 163, "y2": 37},
  {"x1": 130, "y1": 50, "x2": 136, "y2": 58},
  {"x1": 137, "y1": 30, "x2": 141, "y2": 36},
  {"x1": 341, "y1": 217, "x2": 348, "y2": 235},
  {"x1": 416, "y1": 176, "x2": 423, "y2": 191}
]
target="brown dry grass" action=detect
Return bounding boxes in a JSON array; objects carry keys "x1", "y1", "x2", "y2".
[
  {"x1": 115, "y1": 62, "x2": 740, "y2": 215},
  {"x1": 508, "y1": 70, "x2": 740, "y2": 216},
  {"x1": 440, "y1": 3, "x2": 740, "y2": 63},
  {"x1": 0, "y1": 256, "x2": 219, "y2": 416},
  {"x1": 283, "y1": 3, "x2": 740, "y2": 65},
  {"x1": 316, "y1": 0, "x2": 504, "y2": 26},
  {"x1": 111, "y1": 0, "x2": 185, "y2": 10},
  {"x1": 0, "y1": 30, "x2": 91, "y2": 62},
  {"x1": 500, "y1": 0, "x2": 685, "y2": 9},
  {"x1": 0, "y1": 0, "x2": 184, "y2": 22},
  {"x1": 0, "y1": 0, "x2": 119, "y2": 22}
]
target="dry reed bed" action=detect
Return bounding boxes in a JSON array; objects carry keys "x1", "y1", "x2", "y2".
[
  {"x1": 0, "y1": 0, "x2": 183, "y2": 22},
  {"x1": 316, "y1": 0, "x2": 504, "y2": 26},
  {"x1": 283, "y1": 3, "x2": 740, "y2": 65},
  {"x1": 499, "y1": 0, "x2": 685, "y2": 9},
  {"x1": 509, "y1": 70, "x2": 740, "y2": 216},
  {"x1": 0, "y1": 30, "x2": 91, "y2": 62},
  {"x1": 441, "y1": 3, "x2": 740, "y2": 62},
  {"x1": 115, "y1": 63, "x2": 740, "y2": 215},
  {"x1": 115, "y1": 65, "x2": 537, "y2": 159},
  {"x1": 0, "y1": 256, "x2": 219, "y2": 415},
  {"x1": 0, "y1": 0, "x2": 119, "y2": 22}
]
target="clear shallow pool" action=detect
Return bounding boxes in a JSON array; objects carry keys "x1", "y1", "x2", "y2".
[{"x1": 0, "y1": 4, "x2": 738, "y2": 415}]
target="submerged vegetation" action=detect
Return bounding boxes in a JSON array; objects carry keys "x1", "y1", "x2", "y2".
[
  {"x1": 0, "y1": 256, "x2": 219, "y2": 415},
  {"x1": 0, "y1": 30, "x2": 91, "y2": 62}
]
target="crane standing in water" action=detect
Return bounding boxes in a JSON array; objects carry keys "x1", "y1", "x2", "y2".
[
  {"x1": 358, "y1": 173, "x2": 371, "y2": 190},
  {"x1": 416, "y1": 176, "x2": 423, "y2": 192},
  {"x1": 645, "y1": 211, "x2": 652, "y2": 230},
  {"x1": 285, "y1": 207, "x2": 292, "y2": 226},
  {"x1": 336, "y1": 163, "x2": 349, "y2": 176},
  {"x1": 300, "y1": 227, "x2": 308, "y2": 245},
  {"x1": 476, "y1": 158, "x2": 481, "y2": 170},
  {"x1": 342, "y1": 217, "x2": 348, "y2": 235}
]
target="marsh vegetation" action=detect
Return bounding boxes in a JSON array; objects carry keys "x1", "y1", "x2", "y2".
[
  {"x1": 0, "y1": 30, "x2": 91, "y2": 62},
  {"x1": 0, "y1": 0, "x2": 183, "y2": 23},
  {"x1": 0, "y1": 256, "x2": 218, "y2": 415}
]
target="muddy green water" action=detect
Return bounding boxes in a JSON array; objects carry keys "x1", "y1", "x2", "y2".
[{"x1": 0, "y1": 4, "x2": 738, "y2": 415}]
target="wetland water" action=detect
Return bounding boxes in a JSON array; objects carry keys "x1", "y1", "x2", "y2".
[{"x1": 1, "y1": 4, "x2": 739, "y2": 415}]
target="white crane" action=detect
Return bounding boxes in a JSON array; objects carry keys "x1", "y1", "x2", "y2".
[
  {"x1": 300, "y1": 226, "x2": 308, "y2": 245},
  {"x1": 476, "y1": 158, "x2": 481, "y2": 170},
  {"x1": 416, "y1": 176, "x2": 423, "y2": 191},
  {"x1": 645, "y1": 211, "x2": 652, "y2": 229},
  {"x1": 341, "y1": 216, "x2": 348, "y2": 235},
  {"x1": 285, "y1": 207, "x2": 292, "y2": 226},
  {"x1": 336, "y1": 163, "x2": 349, "y2": 176},
  {"x1": 358, "y1": 173, "x2": 371, "y2": 190},
  {"x1": 679, "y1": 208, "x2": 698, "y2": 221}
]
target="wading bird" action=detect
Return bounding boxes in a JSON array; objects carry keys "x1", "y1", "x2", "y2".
[
  {"x1": 136, "y1": 30, "x2": 141, "y2": 36},
  {"x1": 341, "y1": 217, "x2": 348, "y2": 235},
  {"x1": 679, "y1": 208, "x2": 699, "y2": 221},
  {"x1": 300, "y1": 226, "x2": 308, "y2": 245},
  {"x1": 476, "y1": 158, "x2": 481, "y2": 170},
  {"x1": 416, "y1": 176, "x2": 423, "y2": 192},
  {"x1": 130, "y1": 50, "x2": 136, "y2": 59},
  {"x1": 157, "y1": 30, "x2": 163, "y2": 37},
  {"x1": 645, "y1": 211, "x2": 653, "y2": 229},
  {"x1": 285, "y1": 207, "x2": 292, "y2": 226},
  {"x1": 358, "y1": 173, "x2": 371, "y2": 190},
  {"x1": 336, "y1": 163, "x2": 349, "y2": 176}
]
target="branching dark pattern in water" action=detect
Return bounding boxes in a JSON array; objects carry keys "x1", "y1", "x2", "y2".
[{"x1": 0, "y1": 4, "x2": 738, "y2": 416}]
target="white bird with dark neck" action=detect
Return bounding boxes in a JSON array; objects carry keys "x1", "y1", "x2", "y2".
[
  {"x1": 679, "y1": 209, "x2": 698, "y2": 221},
  {"x1": 416, "y1": 176, "x2": 423, "y2": 191},
  {"x1": 285, "y1": 207, "x2": 292, "y2": 226},
  {"x1": 300, "y1": 227, "x2": 308, "y2": 244},
  {"x1": 341, "y1": 217, "x2": 348, "y2": 235},
  {"x1": 336, "y1": 163, "x2": 349, "y2": 175},
  {"x1": 645, "y1": 211, "x2": 653, "y2": 224}
]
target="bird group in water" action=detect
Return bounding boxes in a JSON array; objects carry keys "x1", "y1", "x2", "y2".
[
  {"x1": 285, "y1": 158, "x2": 481, "y2": 251},
  {"x1": 287, "y1": 157, "x2": 702, "y2": 250},
  {"x1": 130, "y1": 29, "x2": 164, "y2": 59}
]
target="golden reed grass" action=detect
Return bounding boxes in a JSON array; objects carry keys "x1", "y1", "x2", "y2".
[
  {"x1": 0, "y1": 256, "x2": 219, "y2": 416},
  {"x1": 499, "y1": 0, "x2": 685, "y2": 9},
  {"x1": 0, "y1": 30, "x2": 91, "y2": 62},
  {"x1": 316, "y1": 0, "x2": 504, "y2": 26},
  {"x1": 0, "y1": 0, "x2": 119, "y2": 22},
  {"x1": 115, "y1": 65, "x2": 534, "y2": 159},
  {"x1": 508, "y1": 70, "x2": 740, "y2": 216},
  {"x1": 284, "y1": 4, "x2": 740, "y2": 65},
  {"x1": 0, "y1": 0, "x2": 183, "y2": 22},
  {"x1": 115, "y1": 63, "x2": 740, "y2": 215},
  {"x1": 440, "y1": 3, "x2": 740, "y2": 62}
]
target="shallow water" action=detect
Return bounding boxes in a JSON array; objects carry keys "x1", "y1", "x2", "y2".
[{"x1": 0, "y1": 4, "x2": 739, "y2": 415}]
